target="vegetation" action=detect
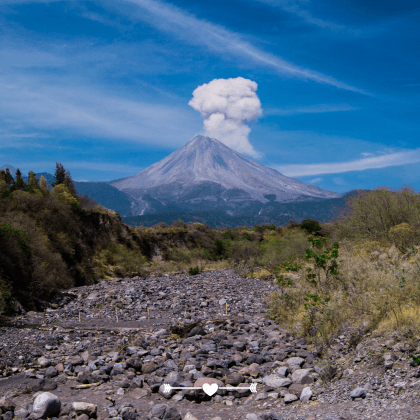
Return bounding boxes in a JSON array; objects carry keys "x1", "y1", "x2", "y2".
[{"x1": 2, "y1": 174, "x2": 420, "y2": 349}]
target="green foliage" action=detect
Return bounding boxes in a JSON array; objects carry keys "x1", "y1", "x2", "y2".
[
  {"x1": 188, "y1": 266, "x2": 200, "y2": 275},
  {"x1": 0, "y1": 224, "x2": 29, "y2": 250},
  {"x1": 274, "y1": 256, "x2": 301, "y2": 288},
  {"x1": 300, "y1": 219, "x2": 322, "y2": 235},
  {"x1": 52, "y1": 162, "x2": 66, "y2": 187},
  {"x1": 13, "y1": 168, "x2": 26, "y2": 191},
  {"x1": 339, "y1": 187, "x2": 420, "y2": 242},
  {"x1": 408, "y1": 352, "x2": 420, "y2": 366},
  {"x1": 214, "y1": 239, "x2": 227, "y2": 256},
  {"x1": 304, "y1": 237, "x2": 340, "y2": 292}
]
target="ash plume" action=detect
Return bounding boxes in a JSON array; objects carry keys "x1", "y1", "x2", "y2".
[{"x1": 189, "y1": 77, "x2": 262, "y2": 157}]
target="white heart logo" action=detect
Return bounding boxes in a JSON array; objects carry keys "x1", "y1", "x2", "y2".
[{"x1": 202, "y1": 383, "x2": 218, "y2": 396}]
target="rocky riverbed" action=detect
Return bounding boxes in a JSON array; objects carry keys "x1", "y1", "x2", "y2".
[{"x1": 1, "y1": 269, "x2": 420, "y2": 420}]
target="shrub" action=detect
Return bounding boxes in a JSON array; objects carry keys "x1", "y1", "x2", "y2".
[
  {"x1": 300, "y1": 219, "x2": 322, "y2": 235},
  {"x1": 188, "y1": 266, "x2": 200, "y2": 275},
  {"x1": 339, "y1": 187, "x2": 420, "y2": 241}
]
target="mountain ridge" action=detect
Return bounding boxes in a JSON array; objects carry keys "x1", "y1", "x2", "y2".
[{"x1": 111, "y1": 135, "x2": 341, "y2": 205}]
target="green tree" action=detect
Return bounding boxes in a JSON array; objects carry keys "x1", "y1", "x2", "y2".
[
  {"x1": 13, "y1": 168, "x2": 26, "y2": 191},
  {"x1": 26, "y1": 171, "x2": 39, "y2": 192},
  {"x1": 39, "y1": 175, "x2": 50, "y2": 194},
  {"x1": 52, "y1": 162, "x2": 66, "y2": 187},
  {"x1": 4, "y1": 168, "x2": 14, "y2": 186},
  {"x1": 64, "y1": 169, "x2": 77, "y2": 197}
]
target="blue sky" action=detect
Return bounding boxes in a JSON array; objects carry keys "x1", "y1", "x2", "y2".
[{"x1": 1, "y1": 0, "x2": 419, "y2": 193}]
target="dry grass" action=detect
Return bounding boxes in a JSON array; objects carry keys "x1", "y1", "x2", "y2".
[{"x1": 268, "y1": 240, "x2": 420, "y2": 343}]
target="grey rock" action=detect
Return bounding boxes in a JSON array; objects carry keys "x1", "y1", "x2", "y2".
[
  {"x1": 37, "y1": 357, "x2": 51, "y2": 368},
  {"x1": 44, "y1": 366, "x2": 58, "y2": 378},
  {"x1": 276, "y1": 366, "x2": 288, "y2": 377},
  {"x1": 149, "y1": 404, "x2": 167, "y2": 419},
  {"x1": 15, "y1": 408, "x2": 29, "y2": 419},
  {"x1": 262, "y1": 375, "x2": 292, "y2": 388},
  {"x1": 33, "y1": 392, "x2": 61, "y2": 419},
  {"x1": 300, "y1": 386, "x2": 312, "y2": 402},
  {"x1": 350, "y1": 387, "x2": 367, "y2": 399},
  {"x1": 162, "y1": 407, "x2": 181, "y2": 420},
  {"x1": 291, "y1": 368, "x2": 314, "y2": 385},
  {"x1": 283, "y1": 393, "x2": 298, "y2": 403},
  {"x1": 71, "y1": 402, "x2": 97, "y2": 418}
]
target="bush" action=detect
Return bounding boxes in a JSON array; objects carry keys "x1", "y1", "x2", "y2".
[
  {"x1": 188, "y1": 266, "x2": 200, "y2": 275},
  {"x1": 339, "y1": 187, "x2": 420, "y2": 241},
  {"x1": 300, "y1": 219, "x2": 322, "y2": 235}
]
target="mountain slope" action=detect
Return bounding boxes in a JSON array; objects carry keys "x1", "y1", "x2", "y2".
[{"x1": 112, "y1": 135, "x2": 341, "y2": 204}]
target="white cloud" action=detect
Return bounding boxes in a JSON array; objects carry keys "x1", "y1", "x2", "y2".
[
  {"x1": 189, "y1": 77, "x2": 262, "y2": 157},
  {"x1": 308, "y1": 177, "x2": 323, "y2": 184},
  {"x1": 276, "y1": 149, "x2": 420, "y2": 176},
  {"x1": 0, "y1": 74, "x2": 200, "y2": 146},
  {"x1": 115, "y1": 0, "x2": 366, "y2": 93}
]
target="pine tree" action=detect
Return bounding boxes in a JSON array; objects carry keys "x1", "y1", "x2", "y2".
[
  {"x1": 64, "y1": 169, "x2": 77, "y2": 197},
  {"x1": 4, "y1": 168, "x2": 14, "y2": 186},
  {"x1": 13, "y1": 168, "x2": 26, "y2": 190},
  {"x1": 26, "y1": 171, "x2": 39, "y2": 191},
  {"x1": 52, "y1": 162, "x2": 66, "y2": 187}
]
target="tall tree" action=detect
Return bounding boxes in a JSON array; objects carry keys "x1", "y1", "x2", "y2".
[
  {"x1": 39, "y1": 175, "x2": 50, "y2": 193},
  {"x1": 4, "y1": 168, "x2": 14, "y2": 187},
  {"x1": 64, "y1": 169, "x2": 77, "y2": 197},
  {"x1": 26, "y1": 171, "x2": 39, "y2": 191},
  {"x1": 52, "y1": 162, "x2": 66, "y2": 187},
  {"x1": 13, "y1": 168, "x2": 26, "y2": 190}
]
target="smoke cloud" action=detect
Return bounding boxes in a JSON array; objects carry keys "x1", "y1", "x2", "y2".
[{"x1": 189, "y1": 77, "x2": 262, "y2": 157}]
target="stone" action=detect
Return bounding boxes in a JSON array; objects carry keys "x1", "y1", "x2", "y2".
[
  {"x1": 149, "y1": 404, "x2": 167, "y2": 419},
  {"x1": 132, "y1": 388, "x2": 151, "y2": 400},
  {"x1": 15, "y1": 408, "x2": 29, "y2": 419},
  {"x1": 291, "y1": 369, "x2": 314, "y2": 385},
  {"x1": 276, "y1": 366, "x2": 288, "y2": 377},
  {"x1": 162, "y1": 407, "x2": 181, "y2": 420},
  {"x1": 283, "y1": 393, "x2": 298, "y2": 403},
  {"x1": 142, "y1": 361, "x2": 157, "y2": 374},
  {"x1": 262, "y1": 375, "x2": 292, "y2": 388},
  {"x1": 350, "y1": 387, "x2": 367, "y2": 399},
  {"x1": 2, "y1": 411, "x2": 13, "y2": 420},
  {"x1": 300, "y1": 386, "x2": 312, "y2": 402},
  {"x1": 126, "y1": 357, "x2": 143, "y2": 371},
  {"x1": 71, "y1": 402, "x2": 97, "y2": 418},
  {"x1": 44, "y1": 366, "x2": 58, "y2": 378},
  {"x1": 259, "y1": 414, "x2": 284, "y2": 420},
  {"x1": 225, "y1": 372, "x2": 244, "y2": 386},
  {"x1": 231, "y1": 382, "x2": 251, "y2": 398},
  {"x1": 245, "y1": 415, "x2": 259, "y2": 420},
  {"x1": 285, "y1": 357, "x2": 304, "y2": 369},
  {"x1": 66, "y1": 355, "x2": 84, "y2": 366},
  {"x1": 33, "y1": 393, "x2": 61, "y2": 419},
  {"x1": 37, "y1": 357, "x2": 51, "y2": 368},
  {"x1": 0, "y1": 397, "x2": 16, "y2": 412},
  {"x1": 255, "y1": 392, "x2": 268, "y2": 401},
  {"x1": 183, "y1": 412, "x2": 199, "y2": 420},
  {"x1": 384, "y1": 353, "x2": 397, "y2": 370}
]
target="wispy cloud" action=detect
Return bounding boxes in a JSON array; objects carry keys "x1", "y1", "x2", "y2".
[
  {"x1": 276, "y1": 149, "x2": 420, "y2": 176},
  {"x1": 251, "y1": 0, "x2": 349, "y2": 32},
  {"x1": 265, "y1": 103, "x2": 359, "y2": 116},
  {"x1": 0, "y1": 74, "x2": 200, "y2": 146},
  {"x1": 111, "y1": 0, "x2": 366, "y2": 94}
]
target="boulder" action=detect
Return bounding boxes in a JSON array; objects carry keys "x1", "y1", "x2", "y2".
[
  {"x1": 71, "y1": 402, "x2": 97, "y2": 418},
  {"x1": 291, "y1": 369, "x2": 314, "y2": 385},
  {"x1": 33, "y1": 393, "x2": 61, "y2": 419}
]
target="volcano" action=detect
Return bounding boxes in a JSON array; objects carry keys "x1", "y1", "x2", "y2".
[{"x1": 110, "y1": 135, "x2": 341, "y2": 217}]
